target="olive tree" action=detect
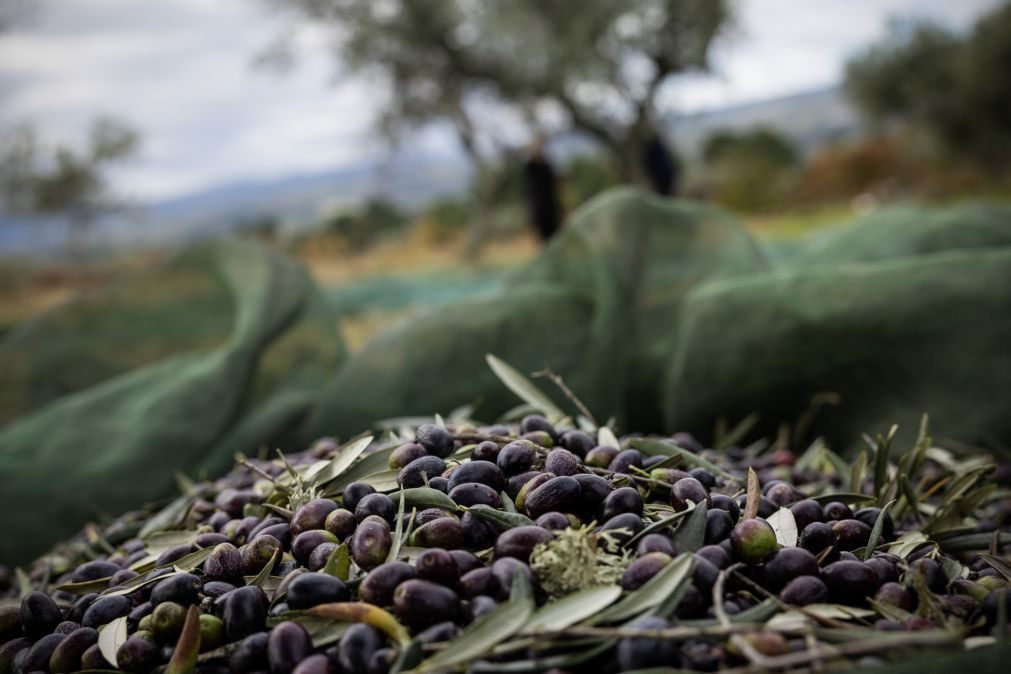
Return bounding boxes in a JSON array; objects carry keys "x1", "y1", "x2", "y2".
[
  {"x1": 845, "y1": 4, "x2": 1011, "y2": 166},
  {"x1": 269, "y1": 0, "x2": 733, "y2": 180},
  {"x1": 0, "y1": 118, "x2": 139, "y2": 256}
]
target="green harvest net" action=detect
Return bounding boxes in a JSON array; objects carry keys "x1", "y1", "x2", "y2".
[{"x1": 2, "y1": 188, "x2": 1011, "y2": 563}]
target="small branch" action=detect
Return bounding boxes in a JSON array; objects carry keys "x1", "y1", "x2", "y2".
[
  {"x1": 531, "y1": 368, "x2": 598, "y2": 427},
  {"x1": 719, "y1": 631, "x2": 961, "y2": 674},
  {"x1": 713, "y1": 564, "x2": 742, "y2": 629},
  {"x1": 528, "y1": 622, "x2": 767, "y2": 641}
]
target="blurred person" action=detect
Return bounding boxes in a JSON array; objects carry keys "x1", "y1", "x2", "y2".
[
  {"x1": 641, "y1": 132, "x2": 679, "y2": 196},
  {"x1": 522, "y1": 138, "x2": 561, "y2": 242}
]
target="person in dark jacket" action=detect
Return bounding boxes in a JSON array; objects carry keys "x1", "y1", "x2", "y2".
[
  {"x1": 522, "y1": 139, "x2": 561, "y2": 242},
  {"x1": 641, "y1": 132, "x2": 679, "y2": 196}
]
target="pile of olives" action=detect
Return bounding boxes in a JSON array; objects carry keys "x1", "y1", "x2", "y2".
[{"x1": 1, "y1": 416, "x2": 1010, "y2": 674}]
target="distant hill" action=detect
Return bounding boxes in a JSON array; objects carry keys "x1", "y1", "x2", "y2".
[
  {"x1": 666, "y1": 85, "x2": 863, "y2": 159},
  {"x1": 1, "y1": 85, "x2": 861, "y2": 257}
]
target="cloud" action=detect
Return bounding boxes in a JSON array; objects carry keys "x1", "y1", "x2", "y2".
[{"x1": 0, "y1": 0, "x2": 1002, "y2": 201}]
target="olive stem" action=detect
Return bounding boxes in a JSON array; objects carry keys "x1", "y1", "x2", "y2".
[
  {"x1": 531, "y1": 367, "x2": 598, "y2": 427},
  {"x1": 713, "y1": 564, "x2": 742, "y2": 629}
]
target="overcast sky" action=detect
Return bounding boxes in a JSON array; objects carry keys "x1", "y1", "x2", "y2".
[{"x1": 0, "y1": 0, "x2": 1001, "y2": 202}]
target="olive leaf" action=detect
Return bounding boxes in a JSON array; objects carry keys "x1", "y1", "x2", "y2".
[
  {"x1": 888, "y1": 531, "x2": 931, "y2": 558},
  {"x1": 389, "y1": 639, "x2": 424, "y2": 674},
  {"x1": 250, "y1": 546, "x2": 282, "y2": 588},
  {"x1": 309, "y1": 435, "x2": 375, "y2": 487},
  {"x1": 54, "y1": 576, "x2": 117, "y2": 596},
  {"x1": 485, "y1": 354, "x2": 565, "y2": 422},
  {"x1": 598, "y1": 426, "x2": 621, "y2": 450},
  {"x1": 766, "y1": 507, "x2": 798, "y2": 547},
  {"x1": 744, "y1": 468, "x2": 761, "y2": 520},
  {"x1": 871, "y1": 425, "x2": 897, "y2": 500},
  {"x1": 165, "y1": 605, "x2": 201, "y2": 674},
  {"x1": 416, "y1": 594, "x2": 534, "y2": 673},
  {"x1": 173, "y1": 546, "x2": 215, "y2": 573},
  {"x1": 323, "y1": 447, "x2": 397, "y2": 496},
  {"x1": 849, "y1": 450, "x2": 868, "y2": 494},
  {"x1": 978, "y1": 553, "x2": 1011, "y2": 582},
  {"x1": 323, "y1": 543, "x2": 351, "y2": 581},
  {"x1": 681, "y1": 597, "x2": 780, "y2": 628},
  {"x1": 465, "y1": 504, "x2": 535, "y2": 530},
  {"x1": 672, "y1": 503, "x2": 708, "y2": 553},
  {"x1": 139, "y1": 493, "x2": 196, "y2": 538},
  {"x1": 624, "y1": 508, "x2": 694, "y2": 548},
  {"x1": 942, "y1": 533, "x2": 1011, "y2": 553},
  {"x1": 103, "y1": 569, "x2": 185, "y2": 598},
  {"x1": 394, "y1": 487, "x2": 458, "y2": 512},
  {"x1": 304, "y1": 602, "x2": 411, "y2": 647},
  {"x1": 500, "y1": 491, "x2": 519, "y2": 514},
  {"x1": 469, "y1": 639, "x2": 614, "y2": 673},
  {"x1": 628, "y1": 438, "x2": 734, "y2": 480},
  {"x1": 97, "y1": 615, "x2": 128, "y2": 668},
  {"x1": 809, "y1": 492, "x2": 874, "y2": 506},
  {"x1": 863, "y1": 499, "x2": 896, "y2": 560},
  {"x1": 143, "y1": 531, "x2": 198, "y2": 556},
  {"x1": 386, "y1": 490, "x2": 408, "y2": 564},
  {"x1": 522, "y1": 585, "x2": 623, "y2": 634},
  {"x1": 714, "y1": 412, "x2": 759, "y2": 452},
  {"x1": 588, "y1": 553, "x2": 694, "y2": 624},
  {"x1": 821, "y1": 448, "x2": 852, "y2": 482}
]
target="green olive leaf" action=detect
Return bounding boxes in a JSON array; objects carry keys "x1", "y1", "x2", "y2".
[
  {"x1": 97, "y1": 615, "x2": 128, "y2": 669},
  {"x1": 628, "y1": 438, "x2": 734, "y2": 480},
  {"x1": 672, "y1": 503, "x2": 708, "y2": 553},
  {"x1": 165, "y1": 605, "x2": 201, "y2": 674},
  {"x1": 173, "y1": 546, "x2": 215, "y2": 573},
  {"x1": 465, "y1": 504, "x2": 535, "y2": 530},
  {"x1": 625, "y1": 508, "x2": 694, "y2": 548},
  {"x1": 485, "y1": 354, "x2": 565, "y2": 422},
  {"x1": 416, "y1": 595, "x2": 534, "y2": 673},
  {"x1": 978, "y1": 553, "x2": 1011, "y2": 582},
  {"x1": 809, "y1": 492, "x2": 874, "y2": 506},
  {"x1": 143, "y1": 531, "x2": 198, "y2": 556},
  {"x1": 309, "y1": 435, "x2": 375, "y2": 487},
  {"x1": 386, "y1": 490, "x2": 408, "y2": 564},
  {"x1": 323, "y1": 447, "x2": 397, "y2": 496},
  {"x1": 588, "y1": 553, "x2": 694, "y2": 624},
  {"x1": 863, "y1": 499, "x2": 896, "y2": 560},
  {"x1": 323, "y1": 543, "x2": 351, "y2": 581},
  {"x1": 249, "y1": 546, "x2": 282, "y2": 589},
  {"x1": 399, "y1": 487, "x2": 459, "y2": 512},
  {"x1": 139, "y1": 493, "x2": 196, "y2": 539},
  {"x1": 522, "y1": 585, "x2": 623, "y2": 634}
]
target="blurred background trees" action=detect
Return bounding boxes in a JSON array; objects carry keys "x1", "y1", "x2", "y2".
[
  {"x1": 273, "y1": 0, "x2": 733, "y2": 179},
  {"x1": 846, "y1": 3, "x2": 1011, "y2": 168},
  {"x1": 0, "y1": 118, "x2": 139, "y2": 257}
]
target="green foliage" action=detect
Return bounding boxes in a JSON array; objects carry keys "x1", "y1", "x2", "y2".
[
  {"x1": 417, "y1": 197, "x2": 473, "y2": 243},
  {"x1": 845, "y1": 4, "x2": 1011, "y2": 166},
  {"x1": 702, "y1": 128, "x2": 798, "y2": 169},
  {"x1": 0, "y1": 117, "x2": 139, "y2": 228},
  {"x1": 324, "y1": 197, "x2": 407, "y2": 251},
  {"x1": 698, "y1": 128, "x2": 799, "y2": 212}
]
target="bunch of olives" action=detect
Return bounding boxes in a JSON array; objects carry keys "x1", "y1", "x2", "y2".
[{"x1": 1, "y1": 416, "x2": 1009, "y2": 674}]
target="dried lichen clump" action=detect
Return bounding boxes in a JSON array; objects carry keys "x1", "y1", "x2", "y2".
[{"x1": 529, "y1": 525, "x2": 631, "y2": 596}]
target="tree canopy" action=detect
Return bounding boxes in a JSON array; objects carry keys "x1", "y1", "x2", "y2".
[
  {"x1": 0, "y1": 118, "x2": 139, "y2": 228},
  {"x1": 845, "y1": 3, "x2": 1011, "y2": 166},
  {"x1": 273, "y1": 0, "x2": 734, "y2": 179}
]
